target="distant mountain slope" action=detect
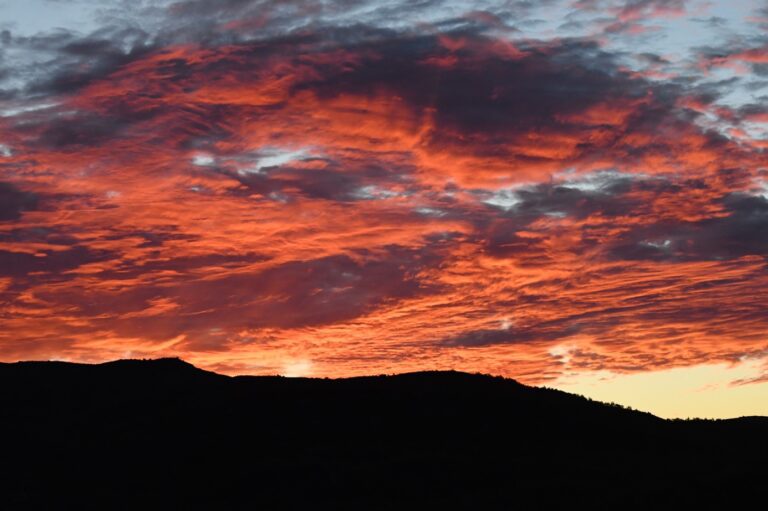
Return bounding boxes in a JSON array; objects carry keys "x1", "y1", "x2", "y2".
[{"x1": 0, "y1": 358, "x2": 765, "y2": 510}]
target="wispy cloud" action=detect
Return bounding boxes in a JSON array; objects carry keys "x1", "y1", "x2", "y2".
[{"x1": 0, "y1": 0, "x2": 767, "y2": 388}]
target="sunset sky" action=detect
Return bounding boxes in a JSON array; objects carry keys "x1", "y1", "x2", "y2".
[{"x1": 1, "y1": 0, "x2": 767, "y2": 418}]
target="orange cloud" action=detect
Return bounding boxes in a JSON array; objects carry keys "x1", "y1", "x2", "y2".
[{"x1": 1, "y1": 27, "x2": 767, "y2": 393}]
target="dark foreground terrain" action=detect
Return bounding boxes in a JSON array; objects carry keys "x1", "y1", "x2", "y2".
[{"x1": 1, "y1": 358, "x2": 766, "y2": 510}]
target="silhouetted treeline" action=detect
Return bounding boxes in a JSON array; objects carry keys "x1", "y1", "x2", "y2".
[{"x1": 0, "y1": 358, "x2": 765, "y2": 510}]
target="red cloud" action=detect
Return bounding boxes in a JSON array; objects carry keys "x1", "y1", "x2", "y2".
[{"x1": 1, "y1": 28, "x2": 767, "y2": 383}]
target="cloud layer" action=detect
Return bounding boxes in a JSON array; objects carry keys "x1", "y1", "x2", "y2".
[{"x1": 1, "y1": 0, "x2": 767, "y2": 384}]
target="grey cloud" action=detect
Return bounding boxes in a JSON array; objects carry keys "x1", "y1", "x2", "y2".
[
  {"x1": 608, "y1": 193, "x2": 768, "y2": 262},
  {"x1": 441, "y1": 321, "x2": 583, "y2": 347},
  {"x1": 0, "y1": 245, "x2": 114, "y2": 278},
  {"x1": 0, "y1": 182, "x2": 37, "y2": 221},
  {"x1": 0, "y1": 25, "x2": 153, "y2": 102},
  {"x1": 29, "y1": 244, "x2": 446, "y2": 343},
  {"x1": 225, "y1": 155, "x2": 417, "y2": 202}
]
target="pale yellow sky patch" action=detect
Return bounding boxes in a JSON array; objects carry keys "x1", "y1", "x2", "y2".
[{"x1": 549, "y1": 358, "x2": 768, "y2": 419}]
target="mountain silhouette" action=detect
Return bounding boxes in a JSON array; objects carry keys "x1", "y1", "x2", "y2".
[{"x1": 1, "y1": 358, "x2": 765, "y2": 510}]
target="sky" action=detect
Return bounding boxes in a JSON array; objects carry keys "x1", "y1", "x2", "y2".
[{"x1": 1, "y1": 0, "x2": 767, "y2": 418}]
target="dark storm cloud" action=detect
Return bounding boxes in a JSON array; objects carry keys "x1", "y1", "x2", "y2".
[
  {"x1": 296, "y1": 36, "x2": 650, "y2": 134},
  {"x1": 479, "y1": 226, "x2": 550, "y2": 261},
  {"x1": 441, "y1": 328, "x2": 518, "y2": 347},
  {"x1": 513, "y1": 178, "x2": 635, "y2": 220},
  {"x1": 469, "y1": 172, "x2": 768, "y2": 265},
  {"x1": 0, "y1": 27, "x2": 153, "y2": 99},
  {"x1": 174, "y1": 249, "x2": 435, "y2": 330},
  {"x1": 441, "y1": 321, "x2": 582, "y2": 347},
  {"x1": 609, "y1": 194, "x2": 768, "y2": 261},
  {"x1": 3, "y1": 11, "x2": 714, "y2": 168},
  {"x1": 0, "y1": 182, "x2": 38, "y2": 221},
  {"x1": 31, "y1": 112, "x2": 128, "y2": 149},
  {"x1": 274, "y1": 32, "x2": 725, "y2": 176},
  {"x1": 0, "y1": 226, "x2": 79, "y2": 246},
  {"x1": 134, "y1": 231, "x2": 199, "y2": 248},
  {"x1": 0, "y1": 245, "x2": 114, "y2": 278},
  {"x1": 735, "y1": 102, "x2": 768, "y2": 123},
  {"x1": 226, "y1": 156, "x2": 417, "y2": 202},
  {"x1": 695, "y1": 37, "x2": 768, "y2": 75},
  {"x1": 480, "y1": 173, "x2": 768, "y2": 263},
  {"x1": 17, "y1": 94, "x2": 229, "y2": 153},
  {"x1": 473, "y1": 174, "x2": 639, "y2": 259},
  {"x1": 35, "y1": 244, "x2": 445, "y2": 343}
]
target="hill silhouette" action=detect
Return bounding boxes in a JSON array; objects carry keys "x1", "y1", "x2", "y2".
[{"x1": 1, "y1": 358, "x2": 765, "y2": 510}]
